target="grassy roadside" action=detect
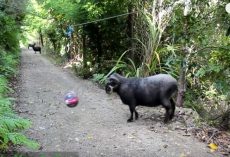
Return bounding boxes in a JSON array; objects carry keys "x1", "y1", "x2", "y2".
[{"x1": 0, "y1": 49, "x2": 39, "y2": 152}]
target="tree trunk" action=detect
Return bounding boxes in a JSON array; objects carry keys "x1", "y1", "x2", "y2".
[
  {"x1": 176, "y1": 16, "x2": 189, "y2": 107},
  {"x1": 176, "y1": 59, "x2": 187, "y2": 107},
  {"x1": 219, "y1": 108, "x2": 230, "y2": 130},
  {"x1": 39, "y1": 28, "x2": 44, "y2": 47},
  {"x1": 51, "y1": 39, "x2": 57, "y2": 52},
  {"x1": 95, "y1": 25, "x2": 102, "y2": 71},
  {"x1": 127, "y1": 4, "x2": 134, "y2": 60},
  {"x1": 82, "y1": 26, "x2": 87, "y2": 69}
]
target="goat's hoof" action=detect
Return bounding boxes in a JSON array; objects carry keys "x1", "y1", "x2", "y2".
[
  {"x1": 163, "y1": 118, "x2": 171, "y2": 124},
  {"x1": 169, "y1": 114, "x2": 174, "y2": 120},
  {"x1": 127, "y1": 119, "x2": 133, "y2": 122},
  {"x1": 164, "y1": 120, "x2": 169, "y2": 124}
]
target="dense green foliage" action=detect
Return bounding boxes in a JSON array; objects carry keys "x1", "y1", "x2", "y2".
[
  {"x1": 0, "y1": 0, "x2": 39, "y2": 151},
  {"x1": 24, "y1": 0, "x2": 230, "y2": 129}
]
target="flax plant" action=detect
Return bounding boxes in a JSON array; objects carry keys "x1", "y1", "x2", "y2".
[{"x1": 135, "y1": 0, "x2": 184, "y2": 76}]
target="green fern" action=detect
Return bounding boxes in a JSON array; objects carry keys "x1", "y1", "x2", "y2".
[
  {"x1": 0, "y1": 116, "x2": 31, "y2": 131},
  {"x1": 0, "y1": 77, "x2": 9, "y2": 96},
  {"x1": 7, "y1": 133, "x2": 39, "y2": 149},
  {"x1": 0, "y1": 97, "x2": 39, "y2": 151}
]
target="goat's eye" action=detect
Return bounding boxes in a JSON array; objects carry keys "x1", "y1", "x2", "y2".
[{"x1": 110, "y1": 81, "x2": 116, "y2": 86}]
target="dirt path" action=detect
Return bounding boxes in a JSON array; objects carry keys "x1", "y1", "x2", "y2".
[{"x1": 15, "y1": 48, "x2": 220, "y2": 157}]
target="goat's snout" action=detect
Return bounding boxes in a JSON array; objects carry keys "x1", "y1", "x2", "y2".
[
  {"x1": 105, "y1": 78, "x2": 120, "y2": 94},
  {"x1": 105, "y1": 83, "x2": 113, "y2": 94}
]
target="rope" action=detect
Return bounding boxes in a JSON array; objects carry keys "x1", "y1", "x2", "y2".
[
  {"x1": 75, "y1": 11, "x2": 136, "y2": 26},
  {"x1": 0, "y1": 1, "x2": 136, "y2": 26}
]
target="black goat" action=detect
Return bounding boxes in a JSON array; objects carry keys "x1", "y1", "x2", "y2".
[
  {"x1": 105, "y1": 73, "x2": 178, "y2": 123},
  {"x1": 31, "y1": 44, "x2": 41, "y2": 54},
  {"x1": 28, "y1": 43, "x2": 35, "y2": 49}
]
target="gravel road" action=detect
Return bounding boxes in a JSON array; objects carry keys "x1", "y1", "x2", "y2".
[{"x1": 15, "y1": 48, "x2": 220, "y2": 157}]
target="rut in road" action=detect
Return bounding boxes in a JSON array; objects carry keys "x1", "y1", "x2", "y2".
[{"x1": 16, "y1": 48, "x2": 219, "y2": 157}]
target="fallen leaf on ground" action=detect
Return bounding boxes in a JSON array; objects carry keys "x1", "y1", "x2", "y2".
[
  {"x1": 208, "y1": 143, "x2": 218, "y2": 152},
  {"x1": 179, "y1": 152, "x2": 186, "y2": 157},
  {"x1": 87, "y1": 135, "x2": 93, "y2": 139}
]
